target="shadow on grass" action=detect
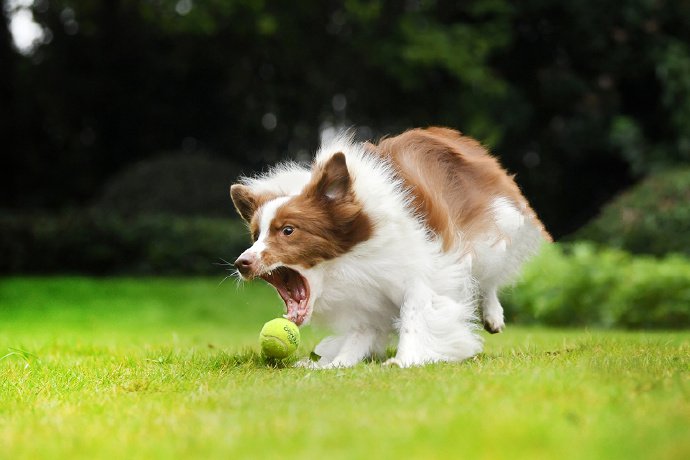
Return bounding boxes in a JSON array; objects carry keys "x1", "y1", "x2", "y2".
[
  {"x1": 204, "y1": 344, "x2": 585, "y2": 371},
  {"x1": 205, "y1": 348, "x2": 305, "y2": 370},
  {"x1": 188, "y1": 340, "x2": 592, "y2": 373}
]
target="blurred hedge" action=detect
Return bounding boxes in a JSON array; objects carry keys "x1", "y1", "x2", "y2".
[
  {"x1": 3, "y1": 210, "x2": 689, "y2": 329},
  {"x1": 97, "y1": 153, "x2": 241, "y2": 218},
  {"x1": 503, "y1": 243, "x2": 690, "y2": 329},
  {"x1": 575, "y1": 168, "x2": 690, "y2": 257},
  {"x1": 0, "y1": 211, "x2": 250, "y2": 275}
]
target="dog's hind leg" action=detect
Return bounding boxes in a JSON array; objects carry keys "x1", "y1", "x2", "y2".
[
  {"x1": 481, "y1": 286, "x2": 505, "y2": 334},
  {"x1": 475, "y1": 197, "x2": 548, "y2": 333}
]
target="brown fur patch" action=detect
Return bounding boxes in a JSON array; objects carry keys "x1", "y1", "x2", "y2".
[
  {"x1": 374, "y1": 128, "x2": 551, "y2": 250},
  {"x1": 260, "y1": 153, "x2": 373, "y2": 268}
]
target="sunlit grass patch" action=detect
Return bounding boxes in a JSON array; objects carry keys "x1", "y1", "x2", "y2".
[{"x1": 1, "y1": 277, "x2": 688, "y2": 459}]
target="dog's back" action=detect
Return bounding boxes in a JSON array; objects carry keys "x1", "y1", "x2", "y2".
[{"x1": 374, "y1": 127, "x2": 550, "y2": 251}]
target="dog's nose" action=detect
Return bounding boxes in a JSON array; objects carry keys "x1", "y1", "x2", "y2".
[{"x1": 234, "y1": 253, "x2": 256, "y2": 276}]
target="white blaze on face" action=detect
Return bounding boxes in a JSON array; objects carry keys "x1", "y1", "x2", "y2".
[{"x1": 251, "y1": 196, "x2": 291, "y2": 257}]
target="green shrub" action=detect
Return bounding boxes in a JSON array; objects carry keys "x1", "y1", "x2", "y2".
[
  {"x1": 0, "y1": 211, "x2": 250, "y2": 275},
  {"x1": 503, "y1": 243, "x2": 690, "y2": 329},
  {"x1": 97, "y1": 153, "x2": 242, "y2": 218},
  {"x1": 4, "y1": 211, "x2": 688, "y2": 329},
  {"x1": 575, "y1": 167, "x2": 690, "y2": 256}
]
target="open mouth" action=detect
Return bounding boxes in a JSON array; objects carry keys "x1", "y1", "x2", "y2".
[{"x1": 260, "y1": 266, "x2": 310, "y2": 326}]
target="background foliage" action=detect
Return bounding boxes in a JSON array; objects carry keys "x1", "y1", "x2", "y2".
[
  {"x1": 97, "y1": 153, "x2": 241, "y2": 218},
  {"x1": 575, "y1": 167, "x2": 690, "y2": 257},
  {"x1": 3, "y1": 0, "x2": 690, "y2": 236},
  {"x1": 0, "y1": 211, "x2": 247, "y2": 274},
  {"x1": 504, "y1": 242, "x2": 690, "y2": 329},
  {"x1": 2, "y1": 0, "x2": 690, "y2": 328}
]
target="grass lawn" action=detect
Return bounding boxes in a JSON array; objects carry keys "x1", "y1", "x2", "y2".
[{"x1": 1, "y1": 277, "x2": 688, "y2": 459}]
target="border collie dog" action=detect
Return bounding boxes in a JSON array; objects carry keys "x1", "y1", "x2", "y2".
[{"x1": 231, "y1": 127, "x2": 550, "y2": 368}]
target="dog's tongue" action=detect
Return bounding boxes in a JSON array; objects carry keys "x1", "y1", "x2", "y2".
[
  {"x1": 285, "y1": 298, "x2": 306, "y2": 325},
  {"x1": 284, "y1": 281, "x2": 309, "y2": 326},
  {"x1": 261, "y1": 267, "x2": 309, "y2": 326}
]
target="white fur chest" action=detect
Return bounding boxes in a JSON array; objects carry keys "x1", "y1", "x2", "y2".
[{"x1": 309, "y1": 255, "x2": 402, "y2": 334}]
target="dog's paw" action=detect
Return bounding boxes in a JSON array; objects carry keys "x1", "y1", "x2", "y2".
[
  {"x1": 384, "y1": 357, "x2": 426, "y2": 368},
  {"x1": 383, "y1": 358, "x2": 403, "y2": 368},
  {"x1": 320, "y1": 358, "x2": 360, "y2": 369},
  {"x1": 295, "y1": 357, "x2": 357, "y2": 369},
  {"x1": 293, "y1": 358, "x2": 321, "y2": 369},
  {"x1": 483, "y1": 313, "x2": 505, "y2": 334}
]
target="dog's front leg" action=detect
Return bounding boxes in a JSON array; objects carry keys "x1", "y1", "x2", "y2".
[
  {"x1": 300, "y1": 328, "x2": 383, "y2": 369},
  {"x1": 386, "y1": 281, "x2": 482, "y2": 368},
  {"x1": 386, "y1": 281, "x2": 438, "y2": 367}
]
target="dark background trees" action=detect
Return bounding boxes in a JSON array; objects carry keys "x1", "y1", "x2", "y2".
[{"x1": 2, "y1": 0, "x2": 690, "y2": 238}]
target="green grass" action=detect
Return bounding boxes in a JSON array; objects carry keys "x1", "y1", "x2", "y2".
[{"x1": 1, "y1": 277, "x2": 689, "y2": 460}]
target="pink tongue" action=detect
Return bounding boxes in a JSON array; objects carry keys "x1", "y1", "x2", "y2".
[
  {"x1": 286, "y1": 298, "x2": 298, "y2": 317},
  {"x1": 272, "y1": 269, "x2": 307, "y2": 325},
  {"x1": 285, "y1": 298, "x2": 307, "y2": 326}
]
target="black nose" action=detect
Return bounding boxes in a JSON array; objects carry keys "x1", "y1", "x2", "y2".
[{"x1": 234, "y1": 255, "x2": 254, "y2": 276}]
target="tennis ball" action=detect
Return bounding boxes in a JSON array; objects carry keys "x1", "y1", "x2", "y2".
[{"x1": 259, "y1": 318, "x2": 300, "y2": 359}]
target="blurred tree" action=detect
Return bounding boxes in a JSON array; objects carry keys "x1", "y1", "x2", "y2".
[
  {"x1": 2, "y1": 0, "x2": 690, "y2": 237},
  {"x1": 1, "y1": 3, "x2": 18, "y2": 205},
  {"x1": 492, "y1": 0, "x2": 690, "y2": 234},
  {"x1": 97, "y1": 152, "x2": 241, "y2": 217}
]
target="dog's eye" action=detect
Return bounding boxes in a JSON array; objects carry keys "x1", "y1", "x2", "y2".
[{"x1": 281, "y1": 226, "x2": 294, "y2": 236}]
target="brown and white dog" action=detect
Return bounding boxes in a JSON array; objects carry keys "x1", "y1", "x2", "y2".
[{"x1": 231, "y1": 127, "x2": 550, "y2": 367}]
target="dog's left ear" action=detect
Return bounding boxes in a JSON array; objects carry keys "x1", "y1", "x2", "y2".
[
  {"x1": 230, "y1": 184, "x2": 258, "y2": 222},
  {"x1": 314, "y1": 152, "x2": 350, "y2": 201}
]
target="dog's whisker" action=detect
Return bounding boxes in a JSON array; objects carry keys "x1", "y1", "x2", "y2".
[{"x1": 214, "y1": 257, "x2": 234, "y2": 267}]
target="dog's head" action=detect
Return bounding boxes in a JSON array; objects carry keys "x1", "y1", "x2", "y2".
[{"x1": 230, "y1": 153, "x2": 372, "y2": 325}]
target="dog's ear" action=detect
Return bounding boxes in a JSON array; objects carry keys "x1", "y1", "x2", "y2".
[
  {"x1": 230, "y1": 184, "x2": 258, "y2": 222},
  {"x1": 314, "y1": 152, "x2": 350, "y2": 201}
]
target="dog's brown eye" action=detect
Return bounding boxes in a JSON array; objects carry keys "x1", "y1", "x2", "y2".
[{"x1": 282, "y1": 226, "x2": 294, "y2": 236}]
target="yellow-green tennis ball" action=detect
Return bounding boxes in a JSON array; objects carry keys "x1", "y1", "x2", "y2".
[{"x1": 259, "y1": 318, "x2": 300, "y2": 359}]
